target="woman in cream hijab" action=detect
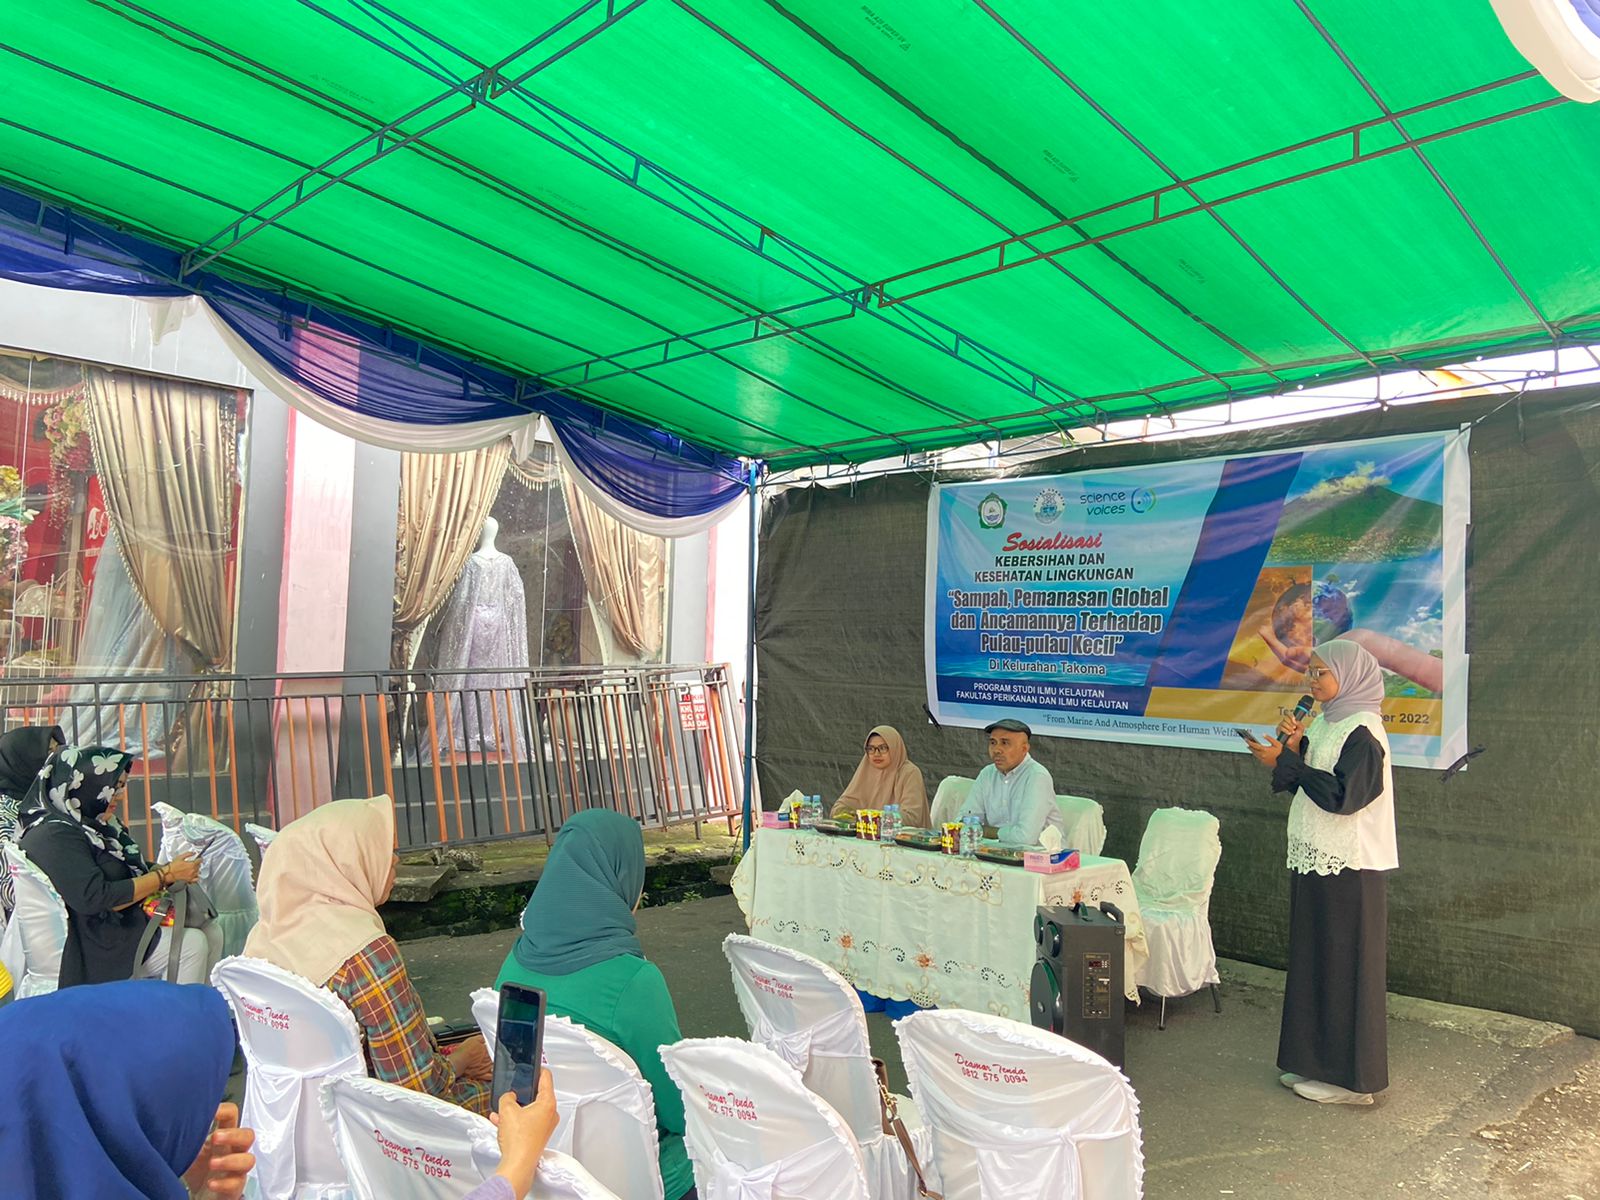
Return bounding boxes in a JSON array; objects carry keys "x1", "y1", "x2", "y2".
[
  {"x1": 244, "y1": 796, "x2": 492, "y2": 1114},
  {"x1": 830, "y1": 725, "x2": 929, "y2": 829}
]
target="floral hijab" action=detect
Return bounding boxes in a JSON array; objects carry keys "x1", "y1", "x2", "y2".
[{"x1": 18, "y1": 746, "x2": 145, "y2": 867}]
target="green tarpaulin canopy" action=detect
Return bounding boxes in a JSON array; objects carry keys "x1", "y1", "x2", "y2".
[{"x1": 2, "y1": 1, "x2": 1596, "y2": 467}]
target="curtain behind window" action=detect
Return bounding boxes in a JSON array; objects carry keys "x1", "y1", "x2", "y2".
[{"x1": 83, "y1": 368, "x2": 238, "y2": 674}]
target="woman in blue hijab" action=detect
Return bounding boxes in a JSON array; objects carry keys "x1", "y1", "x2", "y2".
[
  {"x1": 0, "y1": 979, "x2": 256, "y2": 1198},
  {"x1": 496, "y1": 808, "x2": 694, "y2": 1200}
]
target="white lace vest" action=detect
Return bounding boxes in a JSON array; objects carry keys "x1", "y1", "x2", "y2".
[{"x1": 1285, "y1": 710, "x2": 1398, "y2": 875}]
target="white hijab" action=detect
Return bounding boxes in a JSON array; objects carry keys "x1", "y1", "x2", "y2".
[{"x1": 243, "y1": 796, "x2": 394, "y2": 985}]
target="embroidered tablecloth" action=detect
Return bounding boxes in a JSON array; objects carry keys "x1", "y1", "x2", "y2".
[{"x1": 731, "y1": 830, "x2": 1147, "y2": 1017}]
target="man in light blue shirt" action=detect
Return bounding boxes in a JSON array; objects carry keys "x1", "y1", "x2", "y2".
[{"x1": 958, "y1": 718, "x2": 1066, "y2": 846}]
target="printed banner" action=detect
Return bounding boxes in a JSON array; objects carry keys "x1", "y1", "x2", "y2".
[{"x1": 925, "y1": 431, "x2": 1470, "y2": 769}]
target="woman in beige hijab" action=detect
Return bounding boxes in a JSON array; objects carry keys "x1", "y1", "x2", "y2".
[
  {"x1": 830, "y1": 725, "x2": 929, "y2": 829},
  {"x1": 244, "y1": 796, "x2": 493, "y2": 1114}
]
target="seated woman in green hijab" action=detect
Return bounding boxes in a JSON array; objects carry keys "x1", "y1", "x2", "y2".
[{"x1": 496, "y1": 809, "x2": 694, "y2": 1200}]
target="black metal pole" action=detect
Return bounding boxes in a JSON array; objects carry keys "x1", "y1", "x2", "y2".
[{"x1": 740, "y1": 464, "x2": 760, "y2": 850}]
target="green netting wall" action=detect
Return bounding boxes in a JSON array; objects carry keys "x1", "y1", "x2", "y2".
[{"x1": 756, "y1": 391, "x2": 1600, "y2": 1035}]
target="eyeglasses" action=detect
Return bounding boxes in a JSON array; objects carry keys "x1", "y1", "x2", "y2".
[
  {"x1": 866, "y1": 745, "x2": 891, "y2": 755},
  {"x1": 1305, "y1": 667, "x2": 1331, "y2": 681}
]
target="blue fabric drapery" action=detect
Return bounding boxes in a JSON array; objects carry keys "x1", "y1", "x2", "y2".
[
  {"x1": 0, "y1": 183, "x2": 749, "y2": 524},
  {"x1": 1576, "y1": 0, "x2": 1600, "y2": 38}
]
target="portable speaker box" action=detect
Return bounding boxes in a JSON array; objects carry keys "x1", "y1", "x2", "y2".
[{"x1": 1029, "y1": 901, "x2": 1126, "y2": 1069}]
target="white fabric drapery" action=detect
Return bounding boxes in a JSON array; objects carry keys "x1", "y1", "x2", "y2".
[
  {"x1": 1492, "y1": 0, "x2": 1600, "y2": 100},
  {"x1": 205, "y1": 303, "x2": 743, "y2": 537},
  {"x1": 202, "y1": 303, "x2": 539, "y2": 452}
]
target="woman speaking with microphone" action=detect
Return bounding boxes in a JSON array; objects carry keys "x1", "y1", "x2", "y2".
[{"x1": 1242, "y1": 639, "x2": 1398, "y2": 1106}]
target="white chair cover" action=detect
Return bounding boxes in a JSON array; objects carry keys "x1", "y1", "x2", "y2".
[
  {"x1": 0, "y1": 843, "x2": 66, "y2": 997},
  {"x1": 531, "y1": 1150, "x2": 624, "y2": 1200},
  {"x1": 472, "y1": 984, "x2": 499, "y2": 1052},
  {"x1": 321, "y1": 1075, "x2": 499, "y2": 1200},
  {"x1": 470, "y1": 987, "x2": 665, "y2": 1200},
  {"x1": 246, "y1": 822, "x2": 279, "y2": 855},
  {"x1": 928, "y1": 777, "x2": 974, "y2": 830},
  {"x1": 723, "y1": 934, "x2": 931, "y2": 1200},
  {"x1": 321, "y1": 1076, "x2": 620, "y2": 1200},
  {"x1": 211, "y1": 955, "x2": 365, "y2": 1200},
  {"x1": 661, "y1": 1037, "x2": 870, "y2": 1200},
  {"x1": 896, "y1": 1009, "x2": 1143, "y2": 1200},
  {"x1": 154, "y1": 802, "x2": 260, "y2": 956},
  {"x1": 1130, "y1": 808, "x2": 1223, "y2": 998},
  {"x1": 1055, "y1": 795, "x2": 1108, "y2": 856}
]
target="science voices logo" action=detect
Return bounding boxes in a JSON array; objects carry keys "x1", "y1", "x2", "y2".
[{"x1": 1075, "y1": 485, "x2": 1157, "y2": 516}]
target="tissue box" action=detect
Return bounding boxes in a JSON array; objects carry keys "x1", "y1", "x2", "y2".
[
  {"x1": 761, "y1": 811, "x2": 793, "y2": 829},
  {"x1": 1024, "y1": 848, "x2": 1080, "y2": 874}
]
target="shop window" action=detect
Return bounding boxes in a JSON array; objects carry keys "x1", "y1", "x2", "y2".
[
  {"x1": 401, "y1": 439, "x2": 669, "y2": 678},
  {"x1": 0, "y1": 350, "x2": 248, "y2": 748}
]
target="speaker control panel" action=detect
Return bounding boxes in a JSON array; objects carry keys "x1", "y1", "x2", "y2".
[{"x1": 1082, "y1": 953, "x2": 1114, "y2": 1019}]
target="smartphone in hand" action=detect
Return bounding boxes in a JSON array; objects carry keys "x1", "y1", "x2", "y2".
[
  {"x1": 491, "y1": 982, "x2": 546, "y2": 1107},
  {"x1": 1233, "y1": 728, "x2": 1256, "y2": 743}
]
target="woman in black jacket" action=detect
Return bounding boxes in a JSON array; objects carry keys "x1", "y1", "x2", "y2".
[
  {"x1": 0, "y1": 723, "x2": 63, "y2": 917},
  {"x1": 18, "y1": 746, "x2": 204, "y2": 987}
]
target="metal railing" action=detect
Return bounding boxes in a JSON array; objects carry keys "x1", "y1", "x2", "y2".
[{"x1": 0, "y1": 663, "x2": 747, "y2": 856}]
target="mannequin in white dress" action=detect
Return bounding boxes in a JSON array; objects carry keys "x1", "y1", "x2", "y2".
[{"x1": 432, "y1": 517, "x2": 529, "y2": 755}]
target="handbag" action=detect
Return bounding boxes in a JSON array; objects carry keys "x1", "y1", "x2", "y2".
[
  {"x1": 133, "y1": 881, "x2": 219, "y2": 982},
  {"x1": 873, "y1": 1057, "x2": 942, "y2": 1199}
]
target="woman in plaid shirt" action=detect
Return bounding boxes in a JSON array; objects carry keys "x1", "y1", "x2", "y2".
[{"x1": 244, "y1": 796, "x2": 492, "y2": 1114}]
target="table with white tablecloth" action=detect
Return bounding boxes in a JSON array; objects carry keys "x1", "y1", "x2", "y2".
[{"x1": 731, "y1": 830, "x2": 1147, "y2": 1020}]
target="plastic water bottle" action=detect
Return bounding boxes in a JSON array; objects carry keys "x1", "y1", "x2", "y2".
[
  {"x1": 959, "y1": 813, "x2": 979, "y2": 858},
  {"x1": 879, "y1": 804, "x2": 898, "y2": 843},
  {"x1": 810, "y1": 795, "x2": 824, "y2": 828}
]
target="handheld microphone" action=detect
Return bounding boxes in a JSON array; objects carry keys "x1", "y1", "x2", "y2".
[{"x1": 1279, "y1": 694, "x2": 1314, "y2": 745}]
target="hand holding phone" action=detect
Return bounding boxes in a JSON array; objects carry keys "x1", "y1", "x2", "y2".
[
  {"x1": 491, "y1": 982, "x2": 547, "y2": 1107},
  {"x1": 489, "y1": 1070, "x2": 558, "y2": 1200},
  {"x1": 1233, "y1": 728, "x2": 1256, "y2": 743}
]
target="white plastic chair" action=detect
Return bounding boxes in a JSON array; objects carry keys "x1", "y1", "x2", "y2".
[
  {"x1": 1054, "y1": 795, "x2": 1108, "y2": 856},
  {"x1": 322, "y1": 1075, "x2": 618, "y2": 1200},
  {"x1": 723, "y1": 934, "x2": 931, "y2": 1199},
  {"x1": 154, "y1": 802, "x2": 260, "y2": 956},
  {"x1": 929, "y1": 777, "x2": 975, "y2": 830},
  {"x1": 661, "y1": 1037, "x2": 870, "y2": 1200},
  {"x1": 896, "y1": 1009, "x2": 1143, "y2": 1200},
  {"x1": 0, "y1": 843, "x2": 66, "y2": 997},
  {"x1": 211, "y1": 955, "x2": 365, "y2": 1200},
  {"x1": 1130, "y1": 808, "x2": 1223, "y2": 1029},
  {"x1": 471, "y1": 988, "x2": 666, "y2": 1200}
]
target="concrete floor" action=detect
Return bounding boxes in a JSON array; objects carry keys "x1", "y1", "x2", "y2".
[{"x1": 405, "y1": 895, "x2": 1600, "y2": 1200}]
